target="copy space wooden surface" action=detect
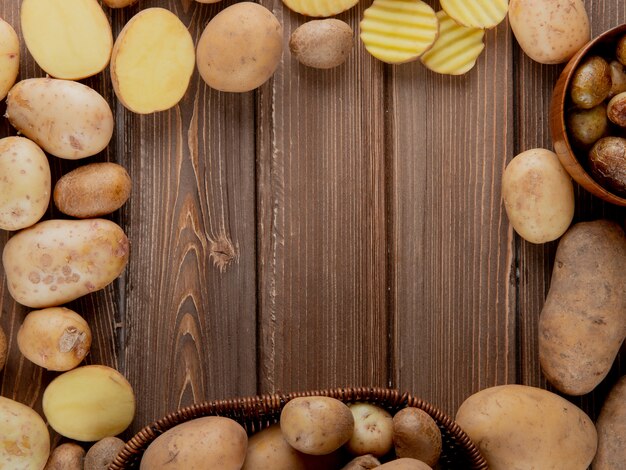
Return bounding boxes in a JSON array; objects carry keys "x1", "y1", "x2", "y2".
[{"x1": 1, "y1": 0, "x2": 625, "y2": 444}]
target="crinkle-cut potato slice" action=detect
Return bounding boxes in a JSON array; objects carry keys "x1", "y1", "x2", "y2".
[
  {"x1": 283, "y1": 0, "x2": 358, "y2": 18},
  {"x1": 421, "y1": 10, "x2": 485, "y2": 75},
  {"x1": 20, "y1": 0, "x2": 112, "y2": 80},
  {"x1": 0, "y1": 19, "x2": 19, "y2": 101},
  {"x1": 111, "y1": 8, "x2": 195, "y2": 114},
  {"x1": 440, "y1": 0, "x2": 508, "y2": 29},
  {"x1": 360, "y1": 0, "x2": 439, "y2": 64}
]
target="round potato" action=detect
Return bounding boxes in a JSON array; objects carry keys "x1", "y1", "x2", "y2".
[
  {"x1": 54, "y1": 163, "x2": 131, "y2": 218},
  {"x1": 607, "y1": 92, "x2": 626, "y2": 127},
  {"x1": 18, "y1": 307, "x2": 92, "y2": 371},
  {"x1": 346, "y1": 403, "x2": 393, "y2": 457},
  {"x1": 84, "y1": 437, "x2": 125, "y2": 470},
  {"x1": 377, "y1": 458, "x2": 431, "y2": 469},
  {"x1": 280, "y1": 396, "x2": 354, "y2": 455},
  {"x1": 44, "y1": 443, "x2": 85, "y2": 470},
  {"x1": 502, "y1": 148, "x2": 574, "y2": 244},
  {"x1": 6, "y1": 78, "x2": 114, "y2": 160},
  {"x1": 43, "y1": 365, "x2": 135, "y2": 441},
  {"x1": 290, "y1": 20, "x2": 353, "y2": 69},
  {"x1": 571, "y1": 56, "x2": 612, "y2": 109},
  {"x1": 0, "y1": 325, "x2": 6, "y2": 372},
  {"x1": 0, "y1": 18, "x2": 19, "y2": 101},
  {"x1": 197, "y1": 2, "x2": 283, "y2": 92},
  {"x1": 589, "y1": 137, "x2": 626, "y2": 195},
  {"x1": 0, "y1": 137, "x2": 51, "y2": 231},
  {"x1": 567, "y1": 104, "x2": 608, "y2": 148},
  {"x1": 392, "y1": 408, "x2": 441, "y2": 467},
  {"x1": 0, "y1": 396, "x2": 50, "y2": 470},
  {"x1": 341, "y1": 455, "x2": 381, "y2": 470},
  {"x1": 140, "y1": 416, "x2": 247, "y2": 470}
]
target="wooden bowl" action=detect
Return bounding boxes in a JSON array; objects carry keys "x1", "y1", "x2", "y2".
[
  {"x1": 109, "y1": 387, "x2": 488, "y2": 469},
  {"x1": 550, "y1": 23, "x2": 626, "y2": 206}
]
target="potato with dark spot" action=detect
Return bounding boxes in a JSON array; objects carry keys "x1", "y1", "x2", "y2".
[
  {"x1": 608, "y1": 60, "x2": 626, "y2": 98},
  {"x1": 0, "y1": 325, "x2": 6, "y2": 372},
  {"x1": 290, "y1": 20, "x2": 353, "y2": 69},
  {"x1": 140, "y1": 416, "x2": 247, "y2": 469},
  {"x1": 346, "y1": 403, "x2": 393, "y2": 457},
  {"x1": 392, "y1": 408, "x2": 441, "y2": 467},
  {"x1": 571, "y1": 56, "x2": 612, "y2": 109},
  {"x1": 617, "y1": 35, "x2": 626, "y2": 66},
  {"x1": 84, "y1": 437, "x2": 125, "y2": 470},
  {"x1": 44, "y1": 443, "x2": 84, "y2": 470},
  {"x1": 593, "y1": 376, "x2": 626, "y2": 469},
  {"x1": 589, "y1": 137, "x2": 626, "y2": 195},
  {"x1": 377, "y1": 458, "x2": 431, "y2": 469},
  {"x1": 54, "y1": 163, "x2": 131, "y2": 218},
  {"x1": 280, "y1": 396, "x2": 354, "y2": 455},
  {"x1": 341, "y1": 454, "x2": 381, "y2": 470},
  {"x1": 607, "y1": 92, "x2": 626, "y2": 127},
  {"x1": 567, "y1": 104, "x2": 608, "y2": 147}
]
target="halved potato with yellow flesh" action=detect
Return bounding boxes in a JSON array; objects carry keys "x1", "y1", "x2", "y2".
[{"x1": 440, "y1": 0, "x2": 508, "y2": 29}]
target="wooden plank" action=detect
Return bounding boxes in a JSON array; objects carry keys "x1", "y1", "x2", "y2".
[
  {"x1": 391, "y1": 19, "x2": 516, "y2": 415},
  {"x1": 256, "y1": 4, "x2": 389, "y2": 392}
]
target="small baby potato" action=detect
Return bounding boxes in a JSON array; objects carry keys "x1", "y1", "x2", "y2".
[
  {"x1": 290, "y1": 20, "x2": 353, "y2": 69},
  {"x1": 571, "y1": 56, "x2": 612, "y2": 109},
  {"x1": 617, "y1": 35, "x2": 626, "y2": 66},
  {"x1": 393, "y1": 408, "x2": 441, "y2": 467},
  {"x1": 0, "y1": 137, "x2": 51, "y2": 231},
  {"x1": 607, "y1": 92, "x2": 626, "y2": 127},
  {"x1": 609, "y1": 60, "x2": 626, "y2": 98},
  {"x1": 0, "y1": 19, "x2": 19, "y2": 101},
  {"x1": 54, "y1": 163, "x2": 131, "y2": 218},
  {"x1": 280, "y1": 396, "x2": 354, "y2": 455},
  {"x1": 18, "y1": 307, "x2": 92, "y2": 371},
  {"x1": 341, "y1": 454, "x2": 381, "y2": 470},
  {"x1": 44, "y1": 443, "x2": 85, "y2": 470},
  {"x1": 141, "y1": 417, "x2": 247, "y2": 470},
  {"x1": 346, "y1": 403, "x2": 393, "y2": 457},
  {"x1": 377, "y1": 458, "x2": 431, "y2": 469},
  {"x1": 43, "y1": 365, "x2": 135, "y2": 441},
  {"x1": 0, "y1": 396, "x2": 50, "y2": 470},
  {"x1": 0, "y1": 325, "x2": 6, "y2": 372},
  {"x1": 567, "y1": 104, "x2": 608, "y2": 147},
  {"x1": 589, "y1": 137, "x2": 626, "y2": 195},
  {"x1": 84, "y1": 437, "x2": 125, "y2": 470},
  {"x1": 103, "y1": 0, "x2": 139, "y2": 7}
]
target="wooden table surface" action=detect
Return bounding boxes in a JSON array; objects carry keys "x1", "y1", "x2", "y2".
[{"x1": 1, "y1": 0, "x2": 626, "y2": 445}]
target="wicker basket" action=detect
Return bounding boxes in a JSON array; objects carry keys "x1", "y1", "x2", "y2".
[{"x1": 109, "y1": 387, "x2": 487, "y2": 469}]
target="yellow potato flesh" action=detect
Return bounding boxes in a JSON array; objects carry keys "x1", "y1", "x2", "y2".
[
  {"x1": 112, "y1": 8, "x2": 195, "y2": 114},
  {"x1": 440, "y1": 0, "x2": 508, "y2": 29},
  {"x1": 21, "y1": 0, "x2": 112, "y2": 79},
  {"x1": 282, "y1": 0, "x2": 358, "y2": 17},
  {"x1": 0, "y1": 19, "x2": 19, "y2": 100},
  {"x1": 43, "y1": 365, "x2": 135, "y2": 442}
]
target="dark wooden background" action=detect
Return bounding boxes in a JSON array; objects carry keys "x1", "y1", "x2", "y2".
[{"x1": 1, "y1": 0, "x2": 625, "y2": 445}]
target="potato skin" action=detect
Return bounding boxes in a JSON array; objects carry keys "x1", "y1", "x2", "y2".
[
  {"x1": 377, "y1": 458, "x2": 431, "y2": 469},
  {"x1": 0, "y1": 19, "x2": 19, "y2": 101},
  {"x1": 141, "y1": 416, "x2": 247, "y2": 470},
  {"x1": 196, "y1": 2, "x2": 283, "y2": 92},
  {"x1": 0, "y1": 326, "x2": 6, "y2": 372},
  {"x1": 589, "y1": 137, "x2": 626, "y2": 195},
  {"x1": 340, "y1": 454, "x2": 381, "y2": 470},
  {"x1": 346, "y1": 403, "x2": 393, "y2": 457},
  {"x1": 18, "y1": 307, "x2": 92, "y2": 371},
  {"x1": 290, "y1": 20, "x2": 353, "y2": 69},
  {"x1": 2, "y1": 219, "x2": 130, "y2": 308},
  {"x1": 567, "y1": 104, "x2": 608, "y2": 148},
  {"x1": 84, "y1": 437, "x2": 125, "y2": 470},
  {"x1": 608, "y1": 60, "x2": 626, "y2": 98},
  {"x1": 44, "y1": 443, "x2": 85, "y2": 470},
  {"x1": 103, "y1": 0, "x2": 139, "y2": 7},
  {"x1": 392, "y1": 408, "x2": 441, "y2": 467},
  {"x1": 593, "y1": 376, "x2": 626, "y2": 469},
  {"x1": 456, "y1": 384, "x2": 597, "y2": 470},
  {"x1": 539, "y1": 220, "x2": 626, "y2": 395},
  {"x1": 571, "y1": 56, "x2": 612, "y2": 109},
  {"x1": 54, "y1": 163, "x2": 131, "y2": 218},
  {"x1": 6, "y1": 78, "x2": 114, "y2": 160}
]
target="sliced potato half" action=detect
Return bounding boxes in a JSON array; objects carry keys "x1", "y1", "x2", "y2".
[
  {"x1": 421, "y1": 10, "x2": 485, "y2": 75},
  {"x1": 282, "y1": 0, "x2": 358, "y2": 17},
  {"x1": 360, "y1": 0, "x2": 438, "y2": 64},
  {"x1": 440, "y1": 0, "x2": 508, "y2": 29}
]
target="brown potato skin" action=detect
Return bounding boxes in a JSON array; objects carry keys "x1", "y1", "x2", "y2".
[
  {"x1": 571, "y1": 56, "x2": 612, "y2": 109},
  {"x1": 539, "y1": 220, "x2": 626, "y2": 395},
  {"x1": 617, "y1": 35, "x2": 626, "y2": 66},
  {"x1": 289, "y1": 20, "x2": 353, "y2": 69},
  {"x1": 593, "y1": 376, "x2": 626, "y2": 469},
  {"x1": 377, "y1": 458, "x2": 431, "y2": 469},
  {"x1": 589, "y1": 137, "x2": 626, "y2": 196},
  {"x1": 608, "y1": 60, "x2": 626, "y2": 98},
  {"x1": 54, "y1": 163, "x2": 131, "y2": 218},
  {"x1": 44, "y1": 443, "x2": 85, "y2": 470},
  {"x1": 84, "y1": 437, "x2": 125, "y2": 470},
  {"x1": 567, "y1": 104, "x2": 608, "y2": 148},
  {"x1": 0, "y1": 326, "x2": 6, "y2": 372},
  {"x1": 607, "y1": 92, "x2": 626, "y2": 127},
  {"x1": 392, "y1": 408, "x2": 441, "y2": 467},
  {"x1": 340, "y1": 454, "x2": 381, "y2": 470}
]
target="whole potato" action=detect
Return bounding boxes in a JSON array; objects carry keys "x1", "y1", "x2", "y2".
[
  {"x1": 567, "y1": 104, "x2": 608, "y2": 148},
  {"x1": 6, "y1": 78, "x2": 114, "y2": 159},
  {"x1": 607, "y1": 92, "x2": 626, "y2": 127},
  {"x1": 346, "y1": 403, "x2": 393, "y2": 457},
  {"x1": 377, "y1": 458, "x2": 431, "y2": 469},
  {"x1": 589, "y1": 137, "x2": 626, "y2": 195},
  {"x1": 0, "y1": 396, "x2": 50, "y2": 470},
  {"x1": 502, "y1": 148, "x2": 574, "y2": 244},
  {"x1": 44, "y1": 443, "x2": 85, "y2": 470},
  {"x1": 0, "y1": 18, "x2": 19, "y2": 101},
  {"x1": 196, "y1": 2, "x2": 283, "y2": 92},
  {"x1": 456, "y1": 384, "x2": 597, "y2": 470},
  {"x1": 18, "y1": 307, "x2": 92, "y2": 371},
  {"x1": 571, "y1": 56, "x2": 612, "y2": 109},
  {"x1": 290, "y1": 20, "x2": 353, "y2": 69},
  {"x1": 509, "y1": 0, "x2": 589, "y2": 64},
  {"x1": 84, "y1": 437, "x2": 125, "y2": 470},
  {"x1": 2, "y1": 219, "x2": 129, "y2": 308},
  {"x1": 341, "y1": 455, "x2": 381, "y2": 470},
  {"x1": 0, "y1": 325, "x2": 6, "y2": 372},
  {"x1": 280, "y1": 396, "x2": 354, "y2": 455},
  {"x1": 617, "y1": 35, "x2": 626, "y2": 66},
  {"x1": 539, "y1": 220, "x2": 626, "y2": 395},
  {"x1": 392, "y1": 408, "x2": 441, "y2": 467},
  {"x1": 54, "y1": 163, "x2": 131, "y2": 218},
  {"x1": 0, "y1": 137, "x2": 51, "y2": 231},
  {"x1": 608, "y1": 60, "x2": 626, "y2": 98},
  {"x1": 141, "y1": 416, "x2": 247, "y2": 470},
  {"x1": 593, "y1": 376, "x2": 626, "y2": 469}
]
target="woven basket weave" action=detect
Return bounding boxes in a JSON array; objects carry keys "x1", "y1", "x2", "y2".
[{"x1": 109, "y1": 387, "x2": 487, "y2": 469}]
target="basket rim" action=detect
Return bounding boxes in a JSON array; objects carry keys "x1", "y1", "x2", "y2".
[{"x1": 109, "y1": 386, "x2": 487, "y2": 470}]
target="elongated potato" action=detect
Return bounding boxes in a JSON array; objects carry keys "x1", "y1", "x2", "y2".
[
  {"x1": 0, "y1": 396, "x2": 50, "y2": 470},
  {"x1": 0, "y1": 18, "x2": 19, "y2": 101},
  {"x1": 539, "y1": 220, "x2": 626, "y2": 395},
  {"x1": 393, "y1": 408, "x2": 441, "y2": 467},
  {"x1": 593, "y1": 376, "x2": 626, "y2": 469},
  {"x1": 0, "y1": 137, "x2": 51, "y2": 231},
  {"x1": 6, "y1": 78, "x2": 114, "y2": 160},
  {"x1": 111, "y1": 8, "x2": 195, "y2": 114},
  {"x1": 2, "y1": 219, "x2": 129, "y2": 308},
  {"x1": 43, "y1": 365, "x2": 135, "y2": 441},
  {"x1": 21, "y1": 0, "x2": 112, "y2": 79}
]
